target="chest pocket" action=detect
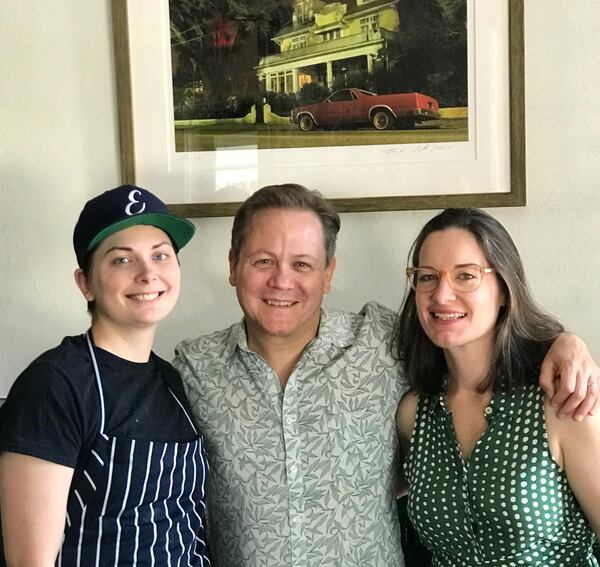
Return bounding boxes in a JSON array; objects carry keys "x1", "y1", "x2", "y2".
[{"x1": 328, "y1": 410, "x2": 385, "y2": 477}]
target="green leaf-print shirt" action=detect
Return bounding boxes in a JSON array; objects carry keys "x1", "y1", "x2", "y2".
[
  {"x1": 174, "y1": 302, "x2": 409, "y2": 567},
  {"x1": 404, "y1": 384, "x2": 598, "y2": 566}
]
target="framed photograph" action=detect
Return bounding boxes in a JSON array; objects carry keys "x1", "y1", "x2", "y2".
[{"x1": 112, "y1": 0, "x2": 524, "y2": 217}]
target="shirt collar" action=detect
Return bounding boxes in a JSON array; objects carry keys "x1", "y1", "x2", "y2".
[
  {"x1": 429, "y1": 383, "x2": 526, "y2": 418},
  {"x1": 223, "y1": 307, "x2": 354, "y2": 360},
  {"x1": 223, "y1": 320, "x2": 248, "y2": 360},
  {"x1": 488, "y1": 388, "x2": 527, "y2": 417},
  {"x1": 311, "y1": 307, "x2": 356, "y2": 350}
]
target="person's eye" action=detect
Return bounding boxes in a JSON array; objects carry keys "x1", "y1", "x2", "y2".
[
  {"x1": 418, "y1": 271, "x2": 437, "y2": 282},
  {"x1": 153, "y1": 252, "x2": 169, "y2": 262},
  {"x1": 254, "y1": 258, "x2": 273, "y2": 267},
  {"x1": 456, "y1": 271, "x2": 477, "y2": 280},
  {"x1": 112, "y1": 257, "x2": 130, "y2": 265},
  {"x1": 294, "y1": 261, "x2": 311, "y2": 271}
]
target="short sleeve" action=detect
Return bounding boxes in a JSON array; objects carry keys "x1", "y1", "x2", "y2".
[{"x1": 0, "y1": 361, "x2": 90, "y2": 468}]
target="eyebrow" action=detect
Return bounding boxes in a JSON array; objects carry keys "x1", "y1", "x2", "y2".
[
  {"x1": 247, "y1": 248, "x2": 273, "y2": 256},
  {"x1": 247, "y1": 249, "x2": 319, "y2": 261},
  {"x1": 104, "y1": 241, "x2": 172, "y2": 255},
  {"x1": 419, "y1": 263, "x2": 483, "y2": 270}
]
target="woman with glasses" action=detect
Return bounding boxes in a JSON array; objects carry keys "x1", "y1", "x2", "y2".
[{"x1": 394, "y1": 208, "x2": 599, "y2": 566}]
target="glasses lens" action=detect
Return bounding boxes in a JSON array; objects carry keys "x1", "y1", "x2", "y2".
[
  {"x1": 411, "y1": 269, "x2": 439, "y2": 291},
  {"x1": 451, "y1": 267, "x2": 482, "y2": 291},
  {"x1": 408, "y1": 267, "x2": 485, "y2": 292}
]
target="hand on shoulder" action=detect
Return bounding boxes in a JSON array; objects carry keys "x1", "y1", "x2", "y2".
[{"x1": 539, "y1": 332, "x2": 600, "y2": 420}]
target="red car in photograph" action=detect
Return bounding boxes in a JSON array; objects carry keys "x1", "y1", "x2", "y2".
[{"x1": 291, "y1": 87, "x2": 440, "y2": 131}]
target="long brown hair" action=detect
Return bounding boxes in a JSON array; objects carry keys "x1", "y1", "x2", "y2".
[{"x1": 393, "y1": 208, "x2": 564, "y2": 396}]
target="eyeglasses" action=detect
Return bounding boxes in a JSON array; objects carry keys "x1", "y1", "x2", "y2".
[{"x1": 406, "y1": 265, "x2": 496, "y2": 293}]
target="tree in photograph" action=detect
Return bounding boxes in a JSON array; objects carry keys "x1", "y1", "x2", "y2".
[
  {"x1": 393, "y1": 0, "x2": 467, "y2": 106},
  {"x1": 170, "y1": 0, "x2": 292, "y2": 116}
]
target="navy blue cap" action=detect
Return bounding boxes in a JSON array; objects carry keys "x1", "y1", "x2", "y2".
[{"x1": 73, "y1": 185, "x2": 195, "y2": 267}]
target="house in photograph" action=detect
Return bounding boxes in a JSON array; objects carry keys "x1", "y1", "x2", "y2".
[{"x1": 256, "y1": 0, "x2": 400, "y2": 93}]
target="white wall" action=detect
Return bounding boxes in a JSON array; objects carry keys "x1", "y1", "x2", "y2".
[
  {"x1": 1, "y1": 1, "x2": 598, "y2": 396},
  {"x1": 1, "y1": 2, "x2": 120, "y2": 396}
]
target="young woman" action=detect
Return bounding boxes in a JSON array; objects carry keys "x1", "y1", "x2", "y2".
[
  {"x1": 0, "y1": 185, "x2": 210, "y2": 566},
  {"x1": 395, "y1": 208, "x2": 599, "y2": 566}
]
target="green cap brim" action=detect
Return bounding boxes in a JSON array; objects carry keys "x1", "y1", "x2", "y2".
[{"x1": 87, "y1": 213, "x2": 195, "y2": 254}]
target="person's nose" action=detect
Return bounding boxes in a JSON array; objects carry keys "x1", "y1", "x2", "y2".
[
  {"x1": 135, "y1": 259, "x2": 158, "y2": 283},
  {"x1": 431, "y1": 272, "x2": 456, "y2": 303},
  {"x1": 268, "y1": 264, "x2": 293, "y2": 289}
]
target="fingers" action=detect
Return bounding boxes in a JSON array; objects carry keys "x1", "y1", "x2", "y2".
[
  {"x1": 549, "y1": 364, "x2": 578, "y2": 409},
  {"x1": 575, "y1": 366, "x2": 600, "y2": 421},
  {"x1": 557, "y1": 371, "x2": 600, "y2": 421},
  {"x1": 589, "y1": 384, "x2": 600, "y2": 416},
  {"x1": 556, "y1": 370, "x2": 588, "y2": 419},
  {"x1": 573, "y1": 379, "x2": 599, "y2": 421},
  {"x1": 538, "y1": 358, "x2": 557, "y2": 401}
]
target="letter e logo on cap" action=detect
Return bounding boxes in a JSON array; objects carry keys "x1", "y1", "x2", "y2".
[{"x1": 125, "y1": 189, "x2": 147, "y2": 216}]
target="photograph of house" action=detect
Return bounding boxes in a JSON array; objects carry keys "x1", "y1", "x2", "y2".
[
  {"x1": 256, "y1": 0, "x2": 400, "y2": 94},
  {"x1": 168, "y1": 0, "x2": 468, "y2": 151}
]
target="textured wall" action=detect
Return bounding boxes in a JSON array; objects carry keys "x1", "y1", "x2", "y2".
[{"x1": 1, "y1": 1, "x2": 598, "y2": 396}]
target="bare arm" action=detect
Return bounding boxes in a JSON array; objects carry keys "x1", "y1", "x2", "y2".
[
  {"x1": 539, "y1": 332, "x2": 600, "y2": 420},
  {"x1": 396, "y1": 392, "x2": 419, "y2": 455},
  {"x1": 0, "y1": 452, "x2": 74, "y2": 567},
  {"x1": 395, "y1": 392, "x2": 419, "y2": 497},
  {"x1": 545, "y1": 399, "x2": 600, "y2": 537}
]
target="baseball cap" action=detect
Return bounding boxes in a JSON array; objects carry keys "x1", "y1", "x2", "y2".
[{"x1": 73, "y1": 185, "x2": 195, "y2": 267}]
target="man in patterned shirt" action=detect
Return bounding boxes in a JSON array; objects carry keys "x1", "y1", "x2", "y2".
[
  {"x1": 173, "y1": 184, "x2": 598, "y2": 567},
  {"x1": 174, "y1": 184, "x2": 407, "y2": 567}
]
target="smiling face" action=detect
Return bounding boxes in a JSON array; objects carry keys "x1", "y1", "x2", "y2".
[
  {"x1": 75, "y1": 224, "x2": 181, "y2": 333},
  {"x1": 229, "y1": 208, "x2": 336, "y2": 348},
  {"x1": 415, "y1": 227, "x2": 504, "y2": 354}
]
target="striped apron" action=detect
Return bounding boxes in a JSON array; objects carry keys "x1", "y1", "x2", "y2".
[{"x1": 56, "y1": 333, "x2": 210, "y2": 566}]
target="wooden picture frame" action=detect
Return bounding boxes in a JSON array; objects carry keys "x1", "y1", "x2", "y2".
[{"x1": 112, "y1": 0, "x2": 525, "y2": 217}]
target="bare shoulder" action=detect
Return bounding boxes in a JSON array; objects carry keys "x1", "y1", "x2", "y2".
[
  {"x1": 396, "y1": 391, "x2": 419, "y2": 446},
  {"x1": 545, "y1": 396, "x2": 600, "y2": 436},
  {"x1": 545, "y1": 396, "x2": 600, "y2": 468}
]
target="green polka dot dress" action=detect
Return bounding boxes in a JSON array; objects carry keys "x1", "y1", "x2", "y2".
[{"x1": 404, "y1": 385, "x2": 598, "y2": 566}]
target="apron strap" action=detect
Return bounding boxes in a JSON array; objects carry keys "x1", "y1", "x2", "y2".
[
  {"x1": 85, "y1": 331, "x2": 107, "y2": 436},
  {"x1": 167, "y1": 389, "x2": 199, "y2": 437}
]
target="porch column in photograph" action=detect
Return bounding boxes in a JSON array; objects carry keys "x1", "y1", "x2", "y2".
[
  {"x1": 326, "y1": 60, "x2": 333, "y2": 88},
  {"x1": 367, "y1": 53, "x2": 374, "y2": 74},
  {"x1": 292, "y1": 67, "x2": 299, "y2": 93}
]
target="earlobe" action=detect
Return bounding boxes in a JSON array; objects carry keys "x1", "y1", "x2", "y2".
[
  {"x1": 74, "y1": 269, "x2": 94, "y2": 302},
  {"x1": 323, "y1": 257, "x2": 336, "y2": 294},
  {"x1": 228, "y1": 249, "x2": 238, "y2": 287}
]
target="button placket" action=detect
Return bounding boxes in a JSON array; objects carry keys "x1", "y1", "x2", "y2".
[
  {"x1": 283, "y1": 379, "x2": 306, "y2": 567},
  {"x1": 441, "y1": 408, "x2": 485, "y2": 563}
]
